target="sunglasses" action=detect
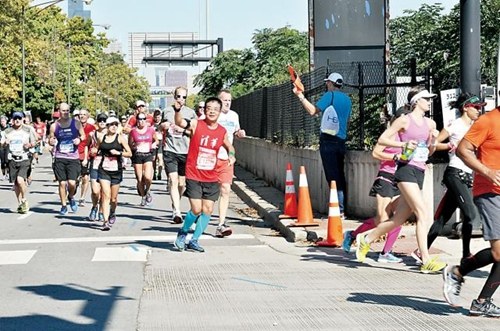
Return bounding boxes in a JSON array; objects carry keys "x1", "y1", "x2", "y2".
[
  {"x1": 97, "y1": 119, "x2": 107, "y2": 123},
  {"x1": 465, "y1": 103, "x2": 482, "y2": 110},
  {"x1": 176, "y1": 95, "x2": 187, "y2": 100},
  {"x1": 13, "y1": 116, "x2": 23, "y2": 120},
  {"x1": 198, "y1": 106, "x2": 205, "y2": 109},
  {"x1": 137, "y1": 117, "x2": 146, "y2": 121}
]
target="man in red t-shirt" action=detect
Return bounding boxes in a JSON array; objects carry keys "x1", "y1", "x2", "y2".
[
  {"x1": 443, "y1": 105, "x2": 500, "y2": 317},
  {"x1": 33, "y1": 116, "x2": 47, "y2": 158},
  {"x1": 77, "y1": 109, "x2": 96, "y2": 206},
  {"x1": 172, "y1": 97, "x2": 236, "y2": 253}
]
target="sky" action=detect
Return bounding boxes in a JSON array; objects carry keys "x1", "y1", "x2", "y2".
[{"x1": 54, "y1": 0, "x2": 459, "y2": 56}]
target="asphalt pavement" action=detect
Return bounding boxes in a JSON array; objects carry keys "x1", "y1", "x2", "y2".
[{"x1": 0, "y1": 155, "x2": 498, "y2": 330}]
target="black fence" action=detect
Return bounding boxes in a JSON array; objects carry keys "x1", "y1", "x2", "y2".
[{"x1": 233, "y1": 60, "x2": 431, "y2": 150}]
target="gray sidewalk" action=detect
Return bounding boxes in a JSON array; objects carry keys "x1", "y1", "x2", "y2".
[{"x1": 232, "y1": 165, "x2": 490, "y2": 264}]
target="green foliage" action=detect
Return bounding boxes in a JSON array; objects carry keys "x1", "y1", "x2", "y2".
[
  {"x1": 195, "y1": 26, "x2": 308, "y2": 98},
  {"x1": 0, "y1": 2, "x2": 149, "y2": 119}
]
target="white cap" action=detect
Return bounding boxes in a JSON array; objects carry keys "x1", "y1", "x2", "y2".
[
  {"x1": 410, "y1": 89, "x2": 437, "y2": 105},
  {"x1": 324, "y1": 72, "x2": 343, "y2": 86},
  {"x1": 135, "y1": 100, "x2": 146, "y2": 107},
  {"x1": 105, "y1": 116, "x2": 119, "y2": 125},
  {"x1": 72, "y1": 109, "x2": 80, "y2": 116}
]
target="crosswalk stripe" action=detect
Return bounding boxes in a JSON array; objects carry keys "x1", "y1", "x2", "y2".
[
  {"x1": 0, "y1": 234, "x2": 255, "y2": 245},
  {"x1": 92, "y1": 246, "x2": 150, "y2": 262},
  {"x1": 0, "y1": 250, "x2": 37, "y2": 265},
  {"x1": 17, "y1": 211, "x2": 34, "y2": 220}
]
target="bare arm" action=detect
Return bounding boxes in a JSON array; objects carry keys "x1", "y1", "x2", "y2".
[
  {"x1": 434, "y1": 127, "x2": 451, "y2": 151},
  {"x1": 119, "y1": 135, "x2": 132, "y2": 158},
  {"x1": 377, "y1": 116, "x2": 409, "y2": 148},
  {"x1": 174, "y1": 111, "x2": 198, "y2": 137},
  {"x1": 372, "y1": 142, "x2": 399, "y2": 161},
  {"x1": 457, "y1": 139, "x2": 500, "y2": 186},
  {"x1": 293, "y1": 87, "x2": 320, "y2": 116},
  {"x1": 222, "y1": 133, "x2": 236, "y2": 166}
]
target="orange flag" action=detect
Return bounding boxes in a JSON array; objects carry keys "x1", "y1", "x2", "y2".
[{"x1": 288, "y1": 64, "x2": 304, "y2": 93}]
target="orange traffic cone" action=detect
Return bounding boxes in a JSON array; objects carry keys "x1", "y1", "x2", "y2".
[
  {"x1": 289, "y1": 166, "x2": 319, "y2": 227},
  {"x1": 279, "y1": 163, "x2": 298, "y2": 219},
  {"x1": 317, "y1": 181, "x2": 344, "y2": 246}
]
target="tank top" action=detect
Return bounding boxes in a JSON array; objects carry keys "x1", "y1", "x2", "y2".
[
  {"x1": 398, "y1": 113, "x2": 430, "y2": 170},
  {"x1": 54, "y1": 119, "x2": 79, "y2": 159},
  {"x1": 379, "y1": 134, "x2": 401, "y2": 175},
  {"x1": 130, "y1": 126, "x2": 155, "y2": 153},
  {"x1": 99, "y1": 134, "x2": 123, "y2": 172},
  {"x1": 186, "y1": 120, "x2": 227, "y2": 182}
]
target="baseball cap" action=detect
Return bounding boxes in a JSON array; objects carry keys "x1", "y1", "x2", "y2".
[
  {"x1": 462, "y1": 95, "x2": 487, "y2": 107},
  {"x1": 73, "y1": 109, "x2": 80, "y2": 116},
  {"x1": 135, "y1": 100, "x2": 146, "y2": 107},
  {"x1": 96, "y1": 113, "x2": 108, "y2": 122},
  {"x1": 12, "y1": 111, "x2": 25, "y2": 119},
  {"x1": 324, "y1": 72, "x2": 344, "y2": 86}
]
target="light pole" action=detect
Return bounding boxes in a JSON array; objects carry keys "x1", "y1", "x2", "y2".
[{"x1": 21, "y1": 0, "x2": 94, "y2": 112}]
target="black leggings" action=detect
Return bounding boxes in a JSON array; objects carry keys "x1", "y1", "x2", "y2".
[{"x1": 427, "y1": 166, "x2": 478, "y2": 258}]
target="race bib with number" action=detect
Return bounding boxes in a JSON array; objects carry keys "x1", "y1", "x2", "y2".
[
  {"x1": 92, "y1": 156, "x2": 102, "y2": 170},
  {"x1": 59, "y1": 142, "x2": 74, "y2": 154},
  {"x1": 413, "y1": 143, "x2": 429, "y2": 162},
  {"x1": 102, "y1": 156, "x2": 119, "y2": 171},
  {"x1": 10, "y1": 139, "x2": 24, "y2": 153},
  {"x1": 136, "y1": 142, "x2": 150, "y2": 153},
  {"x1": 196, "y1": 147, "x2": 217, "y2": 170}
]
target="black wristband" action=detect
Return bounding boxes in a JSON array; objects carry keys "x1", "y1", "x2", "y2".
[
  {"x1": 174, "y1": 107, "x2": 181, "y2": 113},
  {"x1": 393, "y1": 154, "x2": 399, "y2": 161}
]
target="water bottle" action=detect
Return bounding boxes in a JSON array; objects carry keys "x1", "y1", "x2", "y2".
[{"x1": 400, "y1": 142, "x2": 415, "y2": 161}]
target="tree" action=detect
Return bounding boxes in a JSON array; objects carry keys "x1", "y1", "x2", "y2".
[{"x1": 194, "y1": 26, "x2": 308, "y2": 98}]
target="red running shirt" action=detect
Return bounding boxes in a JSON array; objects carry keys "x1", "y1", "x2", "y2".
[{"x1": 186, "y1": 120, "x2": 227, "y2": 182}]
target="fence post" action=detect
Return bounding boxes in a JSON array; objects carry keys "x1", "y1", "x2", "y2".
[
  {"x1": 358, "y1": 63, "x2": 365, "y2": 149},
  {"x1": 410, "y1": 58, "x2": 417, "y2": 85}
]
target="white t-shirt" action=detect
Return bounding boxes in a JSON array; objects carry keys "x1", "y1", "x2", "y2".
[
  {"x1": 445, "y1": 117, "x2": 473, "y2": 173},
  {"x1": 217, "y1": 110, "x2": 240, "y2": 160}
]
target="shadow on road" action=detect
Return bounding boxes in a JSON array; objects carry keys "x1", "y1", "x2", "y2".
[{"x1": 0, "y1": 283, "x2": 132, "y2": 331}]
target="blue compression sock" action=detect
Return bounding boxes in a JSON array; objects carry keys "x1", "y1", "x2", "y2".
[
  {"x1": 181, "y1": 210, "x2": 198, "y2": 233},
  {"x1": 192, "y1": 213, "x2": 211, "y2": 240}
]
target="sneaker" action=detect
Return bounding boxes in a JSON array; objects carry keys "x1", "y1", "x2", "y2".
[
  {"x1": 98, "y1": 212, "x2": 104, "y2": 222},
  {"x1": 18, "y1": 200, "x2": 29, "y2": 214},
  {"x1": 145, "y1": 192, "x2": 153, "y2": 205},
  {"x1": 102, "y1": 222, "x2": 111, "y2": 231},
  {"x1": 420, "y1": 256, "x2": 447, "y2": 274},
  {"x1": 89, "y1": 207, "x2": 98, "y2": 221},
  {"x1": 109, "y1": 213, "x2": 117, "y2": 225},
  {"x1": 355, "y1": 233, "x2": 370, "y2": 262},
  {"x1": 140, "y1": 196, "x2": 147, "y2": 207},
  {"x1": 342, "y1": 230, "x2": 354, "y2": 253},
  {"x1": 411, "y1": 249, "x2": 423, "y2": 265},
  {"x1": 174, "y1": 231, "x2": 187, "y2": 251},
  {"x1": 172, "y1": 213, "x2": 183, "y2": 224},
  {"x1": 187, "y1": 239, "x2": 205, "y2": 253},
  {"x1": 215, "y1": 223, "x2": 233, "y2": 238},
  {"x1": 378, "y1": 251, "x2": 403, "y2": 263},
  {"x1": 60, "y1": 205, "x2": 68, "y2": 216},
  {"x1": 469, "y1": 298, "x2": 500, "y2": 318},
  {"x1": 442, "y1": 265, "x2": 464, "y2": 307},
  {"x1": 69, "y1": 198, "x2": 78, "y2": 213},
  {"x1": 78, "y1": 198, "x2": 85, "y2": 207}
]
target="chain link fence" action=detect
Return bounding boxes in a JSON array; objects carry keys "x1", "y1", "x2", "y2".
[{"x1": 233, "y1": 60, "x2": 431, "y2": 150}]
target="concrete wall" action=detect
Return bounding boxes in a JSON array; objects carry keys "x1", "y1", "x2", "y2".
[{"x1": 234, "y1": 138, "x2": 447, "y2": 218}]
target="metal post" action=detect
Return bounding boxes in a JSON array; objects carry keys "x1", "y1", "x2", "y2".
[
  {"x1": 460, "y1": 0, "x2": 481, "y2": 97},
  {"x1": 358, "y1": 63, "x2": 365, "y2": 149},
  {"x1": 67, "y1": 42, "x2": 71, "y2": 105}
]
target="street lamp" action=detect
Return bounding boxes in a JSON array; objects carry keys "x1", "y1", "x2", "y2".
[
  {"x1": 93, "y1": 23, "x2": 110, "y2": 30},
  {"x1": 21, "y1": 0, "x2": 94, "y2": 112}
]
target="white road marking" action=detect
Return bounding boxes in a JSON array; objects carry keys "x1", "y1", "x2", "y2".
[
  {"x1": 17, "y1": 211, "x2": 33, "y2": 220},
  {"x1": 0, "y1": 250, "x2": 37, "y2": 265},
  {"x1": 0, "y1": 234, "x2": 255, "y2": 245},
  {"x1": 92, "y1": 246, "x2": 150, "y2": 262}
]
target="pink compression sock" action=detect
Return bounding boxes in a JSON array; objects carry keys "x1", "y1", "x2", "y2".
[
  {"x1": 382, "y1": 226, "x2": 402, "y2": 254},
  {"x1": 352, "y1": 217, "x2": 376, "y2": 237}
]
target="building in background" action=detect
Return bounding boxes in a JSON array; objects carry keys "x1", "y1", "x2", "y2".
[
  {"x1": 68, "y1": 0, "x2": 91, "y2": 19},
  {"x1": 128, "y1": 32, "x2": 199, "y2": 110}
]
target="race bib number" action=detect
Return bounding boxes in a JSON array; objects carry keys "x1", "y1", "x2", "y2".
[
  {"x1": 59, "y1": 142, "x2": 74, "y2": 154},
  {"x1": 102, "y1": 156, "x2": 119, "y2": 171},
  {"x1": 196, "y1": 147, "x2": 217, "y2": 170},
  {"x1": 168, "y1": 124, "x2": 183, "y2": 138},
  {"x1": 92, "y1": 156, "x2": 102, "y2": 170},
  {"x1": 136, "y1": 142, "x2": 150, "y2": 153},
  {"x1": 10, "y1": 139, "x2": 23, "y2": 153},
  {"x1": 413, "y1": 144, "x2": 429, "y2": 162}
]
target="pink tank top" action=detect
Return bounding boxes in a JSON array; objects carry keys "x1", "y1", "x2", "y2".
[
  {"x1": 130, "y1": 126, "x2": 155, "y2": 153},
  {"x1": 398, "y1": 113, "x2": 430, "y2": 170},
  {"x1": 379, "y1": 134, "x2": 401, "y2": 174}
]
